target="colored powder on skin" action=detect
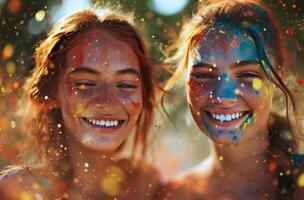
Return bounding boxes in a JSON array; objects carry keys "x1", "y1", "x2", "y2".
[
  {"x1": 131, "y1": 101, "x2": 141, "y2": 109},
  {"x1": 101, "y1": 47, "x2": 109, "y2": 67},
  {"x1": 75, "y1": 104, "x2": 86, "y2": 116},
  {"x1": 215, "y1": 72, "x2": 237, "y2": 100},
  {"x1": 252, "y1": 78, "x2": 263, "y2": 91},
  {"x1": 213, "y1": 129, "x2": 239, "y2": 141},
  {"x1": 200, "y1": 114, "x2": 210, "y2": 135},
  {"x1": 229, "y1": 130, "x2": 240, "y2": 141},
  {"x1": 237, "y1": 112, "x2": 254, "y2": 136}
]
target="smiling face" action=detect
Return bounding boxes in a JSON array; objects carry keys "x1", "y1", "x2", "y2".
[
  {"x1": 187, "y1": 24, "x2": 275, "y2": 144},
  {"x1": 56, "y1": 29, "x2": 143, "y2": 152}
]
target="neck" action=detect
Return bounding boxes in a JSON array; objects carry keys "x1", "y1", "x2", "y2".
[
  {"x1": 210, "y1": 127, "x2": 270, "y2": 176},
  {"x1": 66, "y1": 134, "x2": 118, "y2": 195}
]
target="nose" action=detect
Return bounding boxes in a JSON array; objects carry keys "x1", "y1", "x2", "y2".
[
  {"x1": 213, "y1": 73, "x2": 238, "y2": 107},
  {"x1": 91, "y1": 85, "x2": 118, "y2": 107}
]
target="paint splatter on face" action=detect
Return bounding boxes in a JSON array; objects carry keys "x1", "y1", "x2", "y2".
[
  {"x1": 57, "y1": 29, "x2": 143, "y2": 152},
  {"x1": 187, "y1": 24, "x2": 275, "y2": 144}
]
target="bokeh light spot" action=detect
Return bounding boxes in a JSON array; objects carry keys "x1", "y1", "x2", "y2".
[
  {"x1": 100, "y1": 166, "x2": 126, "y2": 197},
  {"x1": 2, "y1": 43, "x2": 14, "y2": 59},
  {"x1": 297, "y1": 173, "x2": 304, "y2": 187},
  {"x1": 7, "y1": 0, "x2": 21, "y2": 14},
  {"x1": 20, "y1": 191, "x2": 32, "y2": 200},
  {"x1": 6, "y1": 61, "x2": 16, "y2": 74},
  {"x1": 28, "y1": 18, "x2": 48, "y2": 35},
  {"x1": 149, "y1": 0, "x2": 189, "y2": 16},
  {"x1": 35, "y1": 10, "x2": 46, "y2": 22}
]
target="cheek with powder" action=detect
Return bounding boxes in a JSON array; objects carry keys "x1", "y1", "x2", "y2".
[
  {"x1": 118, "y1": 93, "x2": 142, "y2": 110},
  {"x1": 252, "y1": 78, "x2": 263, "y2": 94},
  {"x1": 131, "y1": 101, "x2": 141, "y2": 109},
  {"x1": 187, "y1": 78, "x2": 211, "y2": 103}
]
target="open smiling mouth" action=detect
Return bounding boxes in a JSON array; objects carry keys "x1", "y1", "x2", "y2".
[
  {"x1": 81, "y1": 117, "x2": 125, "y2": 128},
  {"x1": 204, "y1": 110, "x2": 252, "y2": 124}
]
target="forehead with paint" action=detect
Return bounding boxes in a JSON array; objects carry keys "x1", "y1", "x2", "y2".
[
  {"x1": 65, "y1": 28, "x2": 141, "y2": 75},
  {"x1": 187, "y1": 23, "x2": 275, "y2": 143},
  {"x1": 189, "y1": 23, "x2": 258, "y2": 72}
]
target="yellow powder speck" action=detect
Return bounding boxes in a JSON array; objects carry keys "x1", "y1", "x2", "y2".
[{"x1": 252, "y1": 78, "x2": 263, "y2": 91}]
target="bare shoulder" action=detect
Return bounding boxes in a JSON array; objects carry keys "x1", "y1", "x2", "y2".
[
  {"x1": 156, "y1": 163, "x2": 210, "y2": 200},
  {"x1": 0, "y1": 165, "x2": 52, "y2": 200}
]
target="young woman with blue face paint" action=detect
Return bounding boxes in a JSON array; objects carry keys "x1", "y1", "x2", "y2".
[
  {"x1": 157, "y1": 0, "x2": 303, "y2": 199},
  {"x1": 0, "y1": 10, "x2": 160, "y2": 200}
]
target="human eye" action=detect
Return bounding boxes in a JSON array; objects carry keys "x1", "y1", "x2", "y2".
[
  {"x1": 117, "y1": 82, "x2": 138, "y2": 92},
  {"x1": 191, "y1": 72, "x2": 214, "y2": 82},
  {"x1": 72, "y1": 80, "x2": 97, "y2": 90}
]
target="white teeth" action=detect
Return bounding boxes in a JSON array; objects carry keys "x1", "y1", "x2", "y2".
[
  {"x1": 219, "y1": 115, "x2": 225, "y2": 122},
  {"x1": 85, "y1": 118, "x2": 120, "y2": 127},
  {"x1": 226, "y1": 114, "x2": 231, "y2": 121},
  {"x1": 209, "y1": 112, "x2": 246, "y2": 122}
]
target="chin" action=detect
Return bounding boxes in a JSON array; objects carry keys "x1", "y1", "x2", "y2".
[
  {"x1": 79, "y1": 134, "x2": 125, "y2": 152},
  {"x1": 208, "y1": 133, "x2": 241, "y2": 145}
]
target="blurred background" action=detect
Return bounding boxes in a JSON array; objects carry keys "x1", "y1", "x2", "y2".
[{"x1": 0, "y1": 0, "x2": 303, "y2": 181}]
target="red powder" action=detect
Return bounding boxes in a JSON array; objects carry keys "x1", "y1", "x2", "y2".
[
  {"x1": 297, "y1": 79, "x2": 304, "y2": 85},
  {"x1": 268, "y1": 161, "x2": 278, "y2": 172},
  {"x1": 131, "y1": 101, "x2": 141, "y2": 109}
]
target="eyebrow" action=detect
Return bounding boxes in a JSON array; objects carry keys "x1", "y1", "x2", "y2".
[
  {"x1": 192, "y1": 62, "x2": 216, "y2": 69},
  {"x1": 231, "y1": 60, "x2": 259, "y2": 68},
  {"x1": 116, "y1": 68, "x2": 141, "y2": 78},
  {"x1": 67, "y1": 66, "x2": 141, "y2": 77},
  {"x1": 192, "y1": 60, "x2": 259, "y2": 69},
  {"x1": 68, "y1": 67, "x2": 99, "y2": 75}
]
